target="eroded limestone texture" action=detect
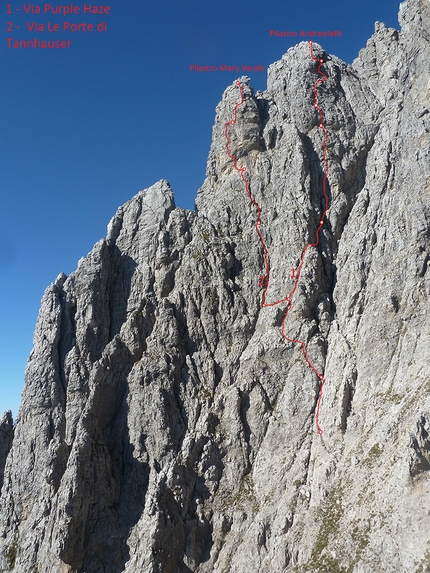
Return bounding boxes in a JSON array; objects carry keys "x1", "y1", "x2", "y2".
[{"x1": 1, "y1": 0, "x2": 429, "y2": 571}]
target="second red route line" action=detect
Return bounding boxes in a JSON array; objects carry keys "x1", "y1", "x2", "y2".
[{"x1": 225, "y1": 41, "x2": 329, "y2": 435}]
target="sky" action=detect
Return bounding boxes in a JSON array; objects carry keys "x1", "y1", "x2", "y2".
[{"x1": 1, "y1": 0, "x2": 401, "y2": 419}]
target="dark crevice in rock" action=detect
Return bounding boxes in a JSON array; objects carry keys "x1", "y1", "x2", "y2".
[
  {"x1": 238, "y1": 390, "x2": 252, "y2": 460},
  {"x1": 108, "y1": 247, "x2": 138, "y2": 341},
  {"x1": 0, "y1": 411, "x2": 14, "y2": 494},
  {"x1": 151, "y1": 464, "x2": 213, "y2": 573},
  {"x1": 58, "y1": 288, "x2": 77, "y2": 396},
  {"x1": 409, "y1": 415, "x2": 430, "y2": 477}
]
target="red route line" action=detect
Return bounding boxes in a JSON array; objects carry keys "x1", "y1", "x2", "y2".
[{"x1": 224, "y1": 40, "x2": 329, "y2": 435}]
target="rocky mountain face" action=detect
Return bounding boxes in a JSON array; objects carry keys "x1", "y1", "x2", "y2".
[
  {"x1": 1, "y1": 0, "x2": 429, "y2": 571},
  {"x1": 0, "y1": 413, "x2": 13, "y2": 496}
]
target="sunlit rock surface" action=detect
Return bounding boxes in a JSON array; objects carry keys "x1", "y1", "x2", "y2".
[{"x1": 1, "y1": 0, "x2": 429, "y2": 571}]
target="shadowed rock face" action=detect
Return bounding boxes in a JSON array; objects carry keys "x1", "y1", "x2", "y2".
[
  {"x1": 1, "y1": 1, "x2": 430, "y2": 571},
  {"x1": 0, "y1": 412, "x2": 13, "y2": 494}
]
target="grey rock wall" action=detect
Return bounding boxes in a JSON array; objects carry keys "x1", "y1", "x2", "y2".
[
  {"x1": 0, "y1": 0, "x2": 429, "y2": 571},
  {"x1": 0, "y1": 412, "x2": 13, "y2": 494}
]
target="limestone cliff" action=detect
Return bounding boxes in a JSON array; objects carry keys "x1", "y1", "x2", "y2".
[
  {"x1": 1, "y1": 0, "x2": 429, "y2": 571},
  {"x1": 0, "y1": 413, "x2": 13, "y2": 495}
]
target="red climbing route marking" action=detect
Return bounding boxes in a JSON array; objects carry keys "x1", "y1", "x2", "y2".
[{"x1": 225, "y1": 40, "x2": 329, "y2": 435}]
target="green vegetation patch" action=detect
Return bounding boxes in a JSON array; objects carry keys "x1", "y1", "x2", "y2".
[
  {"x1": 3, "y1": 535, "x2": 18, "y2": 571},
  {"x1": 226, "y1": 472, "x2": 259, "y2": 513},
  {"x1": 351, "y1": 519, "x2": 371, "y2": 553},
  {"x1": 414, "y1": 546, "x2": 430, "y2": 573},
  {"x1": 362, "y1": 443, "x2": 384, "y2": 467},
  {"x1": 293, "y1": 484, "x2": 353, "y2": 573}
]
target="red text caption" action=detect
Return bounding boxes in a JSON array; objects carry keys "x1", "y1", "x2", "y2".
[
  {"x1": 190, "y1": 64, "x2": 265, "y2": 73},
  {"x1": 270, "y1": 29, "x2": 342, "y2": 37},
  {"x1": 6, "y1": 3, "x2": 111, "y2": 48}
]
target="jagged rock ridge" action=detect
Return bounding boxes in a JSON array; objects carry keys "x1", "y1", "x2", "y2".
[{"x1": 1, "y1": 0, "x2": 430, "y2": 571}]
